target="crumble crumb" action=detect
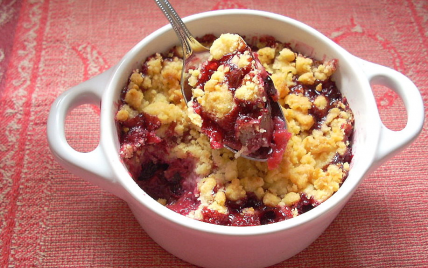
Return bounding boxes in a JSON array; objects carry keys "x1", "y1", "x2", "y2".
[{"x1": 210, "y1": 33, "x2": 246, "y2": 60}]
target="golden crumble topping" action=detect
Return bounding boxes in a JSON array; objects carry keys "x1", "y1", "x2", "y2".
[{"x1": 116, "y1": 34, "x2": 354, "y2": 226}]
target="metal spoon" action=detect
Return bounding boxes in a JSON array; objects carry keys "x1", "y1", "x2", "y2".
[
  {"x1": 154, "y1": 0, "x2": 287, "y2": 161},
  {"x1": 154, "y1": 0, "x2": 209, "y2": 101}
]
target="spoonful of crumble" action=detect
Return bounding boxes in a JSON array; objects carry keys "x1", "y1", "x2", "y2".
[{"x1": 154, "y1": 0, "x2": 290, "y2": 169}]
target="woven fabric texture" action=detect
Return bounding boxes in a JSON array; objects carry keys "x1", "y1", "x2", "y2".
[{"x1": 1, "y1": 0, "x2": 427, "y2": 267}]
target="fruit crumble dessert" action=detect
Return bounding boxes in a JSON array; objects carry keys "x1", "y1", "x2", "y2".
[
  {"x1": 186, "y1": 34, "x2": 290, "y2": 168},
  {"x1": 115, "y1": 34, "x2": 354, "y2": 226}
]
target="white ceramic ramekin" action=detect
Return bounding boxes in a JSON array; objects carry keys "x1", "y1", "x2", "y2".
[{"x1": 47, "y1": 10, "x2": 424, "y2": 268}]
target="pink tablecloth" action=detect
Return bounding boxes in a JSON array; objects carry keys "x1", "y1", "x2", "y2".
[{"x1": 1, "y1": 0, "x2": 427, "y2": 267}]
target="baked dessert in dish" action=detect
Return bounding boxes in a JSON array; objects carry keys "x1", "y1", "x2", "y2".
[{"x1": 115, "y1": 34, "x2": 354, "y2": 226}]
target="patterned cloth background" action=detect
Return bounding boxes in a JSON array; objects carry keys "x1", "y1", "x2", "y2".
[{"x1": 1, "y1": 0, "x2": 427, "y2": 267}]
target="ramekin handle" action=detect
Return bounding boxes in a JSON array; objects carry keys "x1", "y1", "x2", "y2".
[
  {"x1": 356, "y1": 58, "x2": 424, "y2": 164},
  {"x1": 47, "y1": 68, "x2": 123, "y2": 197}
]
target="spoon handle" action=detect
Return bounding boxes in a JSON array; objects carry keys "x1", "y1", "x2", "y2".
[{"x1": 154, "y1": 0, "x2": 199, "y2": 58}]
